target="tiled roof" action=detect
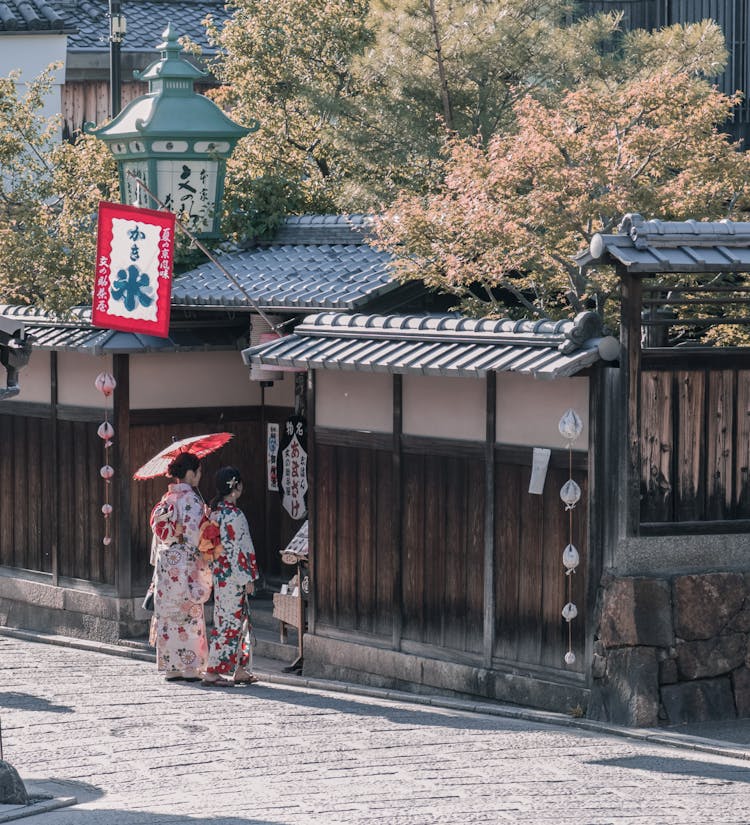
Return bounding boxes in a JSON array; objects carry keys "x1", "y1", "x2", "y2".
[
  {"x1": 67, "y1": 0, "x2": 226, "y2": 52},
  {"x1": 577, "y1": 213, "x2": 750, "y2": 274},
  {"x1": 0, "y1": 305, "x2": 244, "y2": 354},
  {"x1": 0, "y1": 0, "x2": 225, "y2": 48},
  {"x1": 171, "y1": 215, "x2": 404, "y2": 312},
  {"x1": 243, "y1": 311, "x2": 620, "y2": 379},
  {"x1": 0, "y1": 0, "x2": 73, "y2": 32}
]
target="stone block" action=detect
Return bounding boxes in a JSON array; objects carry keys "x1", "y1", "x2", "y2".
[
  {"x1": 587, "y1": 647, "x2": 660, "y2": 727},
  {"x1": 673, "y1": 572, "x2": 746, "y2": 640},
  {"x1": 675, "y1": 633, "x2": 746, "y2": 680},
  {"x1": 598, "y1": 577, "x2": 672, "y2": 648},
  {"x1": 661, "y1": 677, "x2": 736, "y2": 724},
  {"x1": 659, "y1": 657, "x2": 678, "y2": 685},
  {"x1": 0, "y1": 761, "x2": 28, "y2": 805},
  {"x1": 732, "y1": 666, "x2": 750, "y2": 718}
]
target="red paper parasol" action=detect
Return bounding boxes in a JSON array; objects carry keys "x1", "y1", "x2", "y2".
[{"x1": 133, "y1": 432, "x2": 234, "y2": 480}]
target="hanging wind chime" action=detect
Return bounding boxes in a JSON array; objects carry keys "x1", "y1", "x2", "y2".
[
  {"x1": 558, "y1": 407, "x2": 583, "y2": 665},
  {"x1": 95, "y1": 370, "x2": 117, "y2": 546}
]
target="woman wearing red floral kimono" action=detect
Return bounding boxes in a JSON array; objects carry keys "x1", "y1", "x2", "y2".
[
  {"x1": 149, "y1": 452, "x2": 212, "y2": 681},
  {"x1": 201, "y1": 466, "x2": 260, "y2": 686}
]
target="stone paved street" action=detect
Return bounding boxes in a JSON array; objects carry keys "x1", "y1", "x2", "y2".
[{"x1": 3, "y1": 635, "x2": 750, "y2": 824}]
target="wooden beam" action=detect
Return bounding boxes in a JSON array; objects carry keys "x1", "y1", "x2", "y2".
[
  {"x1": 113, "y1": 354, "x2": 132, "y2": 599},
  {"x1": 620, "y1": 271, "x2": 642, "y2": 536},
  {"x1": 483, "y1": 371, "x2": 496, "y2": 668},
  {"x1": 50, "y1": 352, "x2": 59, "y2": 587},
  {"x1": 392, "y1": 374, "x2": 403, "y2": 651},
  {"x1": 307, "y1": 370, "x2": 316, "y2": 636}
]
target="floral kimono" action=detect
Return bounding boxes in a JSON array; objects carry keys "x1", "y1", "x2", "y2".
[
  {"x1": 149, "y1": 482, "x2": 212, "y2": 678},
  {"x1": 205, "y1": 501, "x2": 259, "y2": 677}
]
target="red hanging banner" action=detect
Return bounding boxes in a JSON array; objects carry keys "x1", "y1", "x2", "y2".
[{"x1": 92, "y1": 201, "x2": 176, "y2": 338}]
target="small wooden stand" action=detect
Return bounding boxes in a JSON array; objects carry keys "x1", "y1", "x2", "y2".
[{"x1": 273, "y1": 521, "x2": 308, "y2": 672}]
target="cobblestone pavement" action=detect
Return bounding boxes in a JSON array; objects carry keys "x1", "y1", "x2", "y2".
[{"x1": 3, "y1": 635, "x2": 750, "y2": 825}]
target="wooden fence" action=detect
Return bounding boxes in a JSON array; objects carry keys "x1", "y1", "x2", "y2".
[
  {"x1": 640, "y1": 358, "x2": 750, "y2": 529},
  {"x1": 313, "y1": 433, "x2": 587, "y2": 674}
]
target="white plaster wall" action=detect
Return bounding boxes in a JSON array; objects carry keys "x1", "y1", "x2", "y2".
[
  {"x1": 403, "y1": 374, "x2": 485, "y2": 441},
  {"x1": 496, "y1": 372, "x2": 589, "y2": 447},
  {"x1": 57, "y1": 351, "x2": 111, "y2": 407},
  {"x1": 316, "y1": 371, "x2": 392, "y2": 432},
  {"x1": 259, "y1": 371, "x2": 296, "y2": 408},
  {"x1": 1, "y1": 36, "x2": 67, "y2": 127},
  {"x1": 130, "y1": 351, "x2": 265, "y2": 409},
  {"x1": 6, "y1": 349, "x2": 51, "y2": 404}
]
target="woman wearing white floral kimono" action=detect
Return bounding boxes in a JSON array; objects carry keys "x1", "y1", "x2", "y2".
[
  {"x1": 201, "y1": 466, "x2": 260, "y2": 687},
  {"x1": 149, "y1": 452, "x2": 212, "y2": 681}
]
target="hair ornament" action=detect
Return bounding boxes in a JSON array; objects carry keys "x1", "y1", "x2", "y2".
[{"x1": 227, "y1": 476, "x2": 239, "y2": 490}]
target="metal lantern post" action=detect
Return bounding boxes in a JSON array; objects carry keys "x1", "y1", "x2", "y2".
[{"x1": 90, "y1": 22, "x2": 252, "y2": 238}]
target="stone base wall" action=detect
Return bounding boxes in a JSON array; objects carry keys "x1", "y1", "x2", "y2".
[
  {"x1": 588, "y1": 572, "x2": 750, "y2": 726},
  {"x1": 304, "y1": 634, "x2": 590, "y2": 713},
  {"x1": 0, "y1": 570, "x2": 150, "y2": 642}
]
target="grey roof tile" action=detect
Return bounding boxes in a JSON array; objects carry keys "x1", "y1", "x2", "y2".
[
  {"x1": 172, "y1": 218, "x2": 398, "y2": 311},
  {"x1": 579, "y1": 213, "x2": 750, "y2": 274},
  {"x1": 243, "y1": 310, "x2": 619, "y2": 379},
  {"x1": 0, "y1": 303, "x2": 243, "y2": 353},
  {"x1": 0, "y1": 0, "x2": 226, "y2": 48}
]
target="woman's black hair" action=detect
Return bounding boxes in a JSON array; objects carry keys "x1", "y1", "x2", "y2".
[
  {"x1": 167, "y1": 451, "x2": 200, "y2": 481},
  {"x1": 210, "y1": 465, "x2": 243, "y2": 509}
]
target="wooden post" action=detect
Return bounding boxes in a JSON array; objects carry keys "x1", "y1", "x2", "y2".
[
  {"x1": 306, "y1": 369, "x2": 316, "y2": 636},
  {"x1": 483, "y1": 371, "x2": 496, "y2": 667},
  {"x1": 620, "y1": 270, "x2": 642, "y2": 537},
  {"x1": 50, "y1": 352, "x2": 59, "y2": 587},
  {"x1": 392, "y1": 374, "x2": 403, "y2": 651},
  {"x1": 113, "y1": 354, "x2": 132, "y2": 599}
]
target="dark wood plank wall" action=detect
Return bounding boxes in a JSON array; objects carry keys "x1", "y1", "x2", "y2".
[
  {"x1": 0, "y1": 411, "x2": 110, "y2": 582},
  {"x1": 314, "y1": 441, "x2": 395, "y2": 637},
  {"x1": 0, "y1": 403, "x2": 296, "y2": 589},
  {"x1": 493, "y1": 450, "x2": 588, "y2": 673},
  {"x1": 401, "y1": 448, "x2": 485, "y2": 655},
  {"x1": 313, "y1": 431, "x2": 586, "y2": 671},
  {"x1": 640, "y1": 366, "x2": 750, "y2": 525}
]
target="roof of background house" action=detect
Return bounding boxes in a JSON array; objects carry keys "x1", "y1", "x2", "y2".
[
  {"x1": 577, "y1": 213, "x2": 750, "y2": 274},
  {"x1": 243, "y1": 310, "x2": 620, "y2": 380},
  {"x1": 0, "y1": 305, "x2": 247, "y2": 354},
  {"x1": 171, "y1": 215, "x2": 413, "y2": 313},
  {"x1": 0, "y1": 0, "x2": 225, "y2": 51}
]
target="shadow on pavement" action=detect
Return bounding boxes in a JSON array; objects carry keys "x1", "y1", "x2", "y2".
[
  {"x1": 591, "y1": 754, "x2": 750, "y2": 783},
  {"x1": 235, "y1": 682, "x2": 539, "y2": 732},
  {"x1": 0, "y1": 692, "x2": 74, "y2": 713},
  {"x1": 18, "y1": 811, "x2": 289, "y2": 824}
]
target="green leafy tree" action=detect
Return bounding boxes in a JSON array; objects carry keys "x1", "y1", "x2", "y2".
[
  {"x1": 0, "y1": 67, "x2": 117, "y2": 312},
  {"x1": 204, "y1": 0, "x2": 373, "y2": 241},
  {"x1": 373, "y1": 21, "x2": 750, "y2": 324}
]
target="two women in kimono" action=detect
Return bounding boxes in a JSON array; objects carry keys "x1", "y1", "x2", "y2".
[{"x1": 149, "y1": 455, "x2": 260, "y2": 686}]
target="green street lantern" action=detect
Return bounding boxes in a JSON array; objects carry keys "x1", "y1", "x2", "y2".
[{"x1": 89, "y1": 23, "x2": 253, "y2": 238}]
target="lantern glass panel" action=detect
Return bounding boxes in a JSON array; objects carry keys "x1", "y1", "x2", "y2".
[
  {"x1": 123, "y1": 162, "x2": 149, "y2": 207},
  {"x1": 156, "y1": 159, "x2": 218, "y2": 235}
]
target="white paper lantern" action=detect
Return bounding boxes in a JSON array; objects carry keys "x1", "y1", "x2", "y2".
[
  {"x1": 100, "y1": 465, "x2": 114, "y2": 480},
  {"x1": 562, "y1": 543, "x2": 580, "y2": 570},
  {"x1": 560, "y1": 479, "x2": 581, "y2": 510},
  {"x1": 94, "y1": 372, "x2": 117, "y2": 397},
  {"x1": 101, "y1": 503, "x2": 113, "y2": 516},
  {"x1": 564, "y1": 650, "x2": 576, "y2": 665},
  {"x1": 562, "y1": 602, "x2": 578, "y2": 622},
  {"x1": 97, "y1": 421, "x2": 115, "y2": 441},
  {"x1": 558, "y1": 408, "x2": 583, "y2": 442}
]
